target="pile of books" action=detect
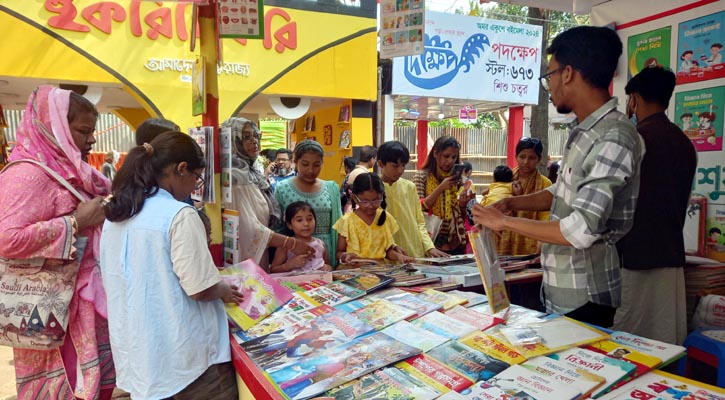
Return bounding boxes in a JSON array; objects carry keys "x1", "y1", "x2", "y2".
[{"x1": 684, "y1": 257, "x2": 725, "y2": 324}]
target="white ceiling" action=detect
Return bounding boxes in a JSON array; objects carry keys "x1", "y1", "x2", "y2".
[{"x1": 491, "y1": 0, "x2": 609, "y2": 15}]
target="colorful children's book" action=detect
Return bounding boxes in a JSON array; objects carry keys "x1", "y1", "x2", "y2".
[
  {"x1": 596, "y1": 370, "x2": 725, "y2": 400},
  {"x1": 382, "y1": 320, "x2": 449, "y2": 352},
  {"x1": 334, "y1": 298, "x2": 374, "y2": 313},
  {"x1": 459, "y1": 331, "x2": 528, "y2": 365},
  {"x1": 417, "y1": 289, "x2": 467, "y2": 310},
  {"x1": 584, "y1": 340, "x2": 662, "y2": 383},
  {"x1": 240, "y1": 309, "x2": 374, "y2": 372},
  {"x1": 436, "y1": 382, "x2": 508, "y2": 399},
  {"x1": 496, "y1": 316, "x2": 609, "y2": 358},
  {"x1": 219, "y1": 259, "x2": 294, "y2": 330},
  {"x1": 236, "y1": 304, "x2": 335, "y2": 342},
  {"x1": 522, "y1": 355, "x2": 606, "y2": 399},
  {"x1": 448, "y1": 290, "x2": 489, "y2": 307},
  {"x1": 395, "y1": 354, "x2": 475, "y2": 394},
  {"x1": 341, "y1": 272, "x2": 394, "y2": 294},
  {"x1": 324, "y1": 367, "x2": 441, "y2": 400},
  {"x1": 350, "y1": 298, "x2": 416, "y2": 330},
  {"x1": 279, "y1": 291, "x2": 321, "y2": 314},
  {"x1": 550, "y1": 347, "x2": 637, "y2": 398},
  {"x1": 444, "y1": 305, "x2": 505, "y2": 331},
  {"x1": 411, "y1": 311, "x2": 477, "y2": 340},
  {"x1": 608, "y1": 331, "x2": 686, "y2": 366},
  {"x1": 468, "y1": 229, "x2": 510, "y2": 313},
  {"x1": 484, "y1": 364, "x2": 581, "y2": 400},
  {"x1": 269, "y1": 332, "x2": 420, "y2": 400},
  {"x1": 383, "y1": 292, "x2": 443, "y2": 319},
  {"x1": 278, "y1": 279, "x2": 329, "y2": 293},
  {"x1": 427, "y1": 341, "x2": 510, "y2": 381},
  {"x1": 305, "y1": 282, "x2": 366, "y2": 306}
]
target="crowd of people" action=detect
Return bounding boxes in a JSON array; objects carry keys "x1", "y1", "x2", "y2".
[{"x1": 0, "y1": 25, "x2": 697, "y2": 399}]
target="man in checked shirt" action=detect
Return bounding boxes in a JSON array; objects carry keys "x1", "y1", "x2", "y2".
[{"x1": 473, "y1": 26, "x2": 644, "y2": 327}]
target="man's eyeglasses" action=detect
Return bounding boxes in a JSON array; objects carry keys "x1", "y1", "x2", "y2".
[
  {"x1": 193, "y1": 171, "x2": 205, "y2": 190},
  {"x1": 353, "y1": 194, "x2": 383, "y2": 207},
  {"x1": 539, "y1": 67, "x2": 565, "y2": 91}
]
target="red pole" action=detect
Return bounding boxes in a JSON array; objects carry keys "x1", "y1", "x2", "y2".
[
  {"x1": 416, "y1": 119, "x2": 428, "y2": 169},
  {"x1": 506, "y1": 106, "x2": 524, "y2": 167}
]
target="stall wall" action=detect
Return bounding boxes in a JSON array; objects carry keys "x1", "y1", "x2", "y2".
[{"x1": 592, "y1": 0, "x2": 725, "y2": 260}]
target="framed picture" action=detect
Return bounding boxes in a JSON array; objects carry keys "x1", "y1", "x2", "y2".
[
  {"x1": 338, "y1": 105, "x2": 350, "y2": 123},
  {"x1": 339, "y1": 130, "x2": 351, "y2": 149}
]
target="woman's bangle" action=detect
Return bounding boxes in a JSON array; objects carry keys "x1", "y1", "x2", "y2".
[
  {"x1": 69, "y1": 214, "x2": 78, "y2": 233},
  {"x1": 291, "y1": 237, "x2": 296, "y2": 249},
  {"x1": 283, "y1": 236, "x2": 289, "y2": 248}
]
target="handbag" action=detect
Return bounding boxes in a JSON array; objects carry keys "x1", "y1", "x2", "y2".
[{"x1": 0, "y1": 159, "x2": 86, "y2": 349}]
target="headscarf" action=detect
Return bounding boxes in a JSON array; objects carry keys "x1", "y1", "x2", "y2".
[
  {"x1": 223, "y1": 117, "x2": 281, "y2": 227},
  {"x1": 9, "y1": 85, "x2": 111, "y2": 317}
]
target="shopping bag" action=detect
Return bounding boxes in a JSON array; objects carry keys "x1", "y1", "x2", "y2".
[{"x1": 424, "y1": 213, "x2": 443, "y2": 242}]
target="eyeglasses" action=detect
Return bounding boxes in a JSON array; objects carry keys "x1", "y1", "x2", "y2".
[
  {"x1": 241, "y1": 130, "x2": 262, "y2": 142},
  {"x1": 539, "y1": 67, "x2": 565, "y2": 91},
  {"x1": 353, "y1": 194, "x2": 383, "y2": 207},
  {"x1": 193, "y1": 171, "x2": 205, "y2": 190}
]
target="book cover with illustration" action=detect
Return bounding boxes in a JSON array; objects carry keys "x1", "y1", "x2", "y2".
[
  {"x1": 350, "y1": 298, "x2": 416, "y2": 330},
  {"x1": 444, "y1": 305, "x2": 505, "y2": 331},
  {"x1": 269, "y1": 332, "x2": 420, "y2": 400},
  {"x1": 597, "y1": 370, "x2": 725, "y2": 400},
  {"x1": 334, "y1": 298, "x2": 374, "y2": 313},
  {"x1": 448, "y1": 290, "x2": 489, "y2": 307},
  {"x1": 609, "y1": 331, "x2": 686, "y2": 366},
  {"x1": 427, "y1": 341, "x2": 510, "y2": 382},
  {"x1": 306, "y1": 282, "x2": 366, "y2": 306},
  {"x1": 382, "y1": 320, "x2": 450, "y2": 352},
  {"x1": 383, "y1": 292, "x2": 443, "y2": 319},
  {"x1": 550, "y1": 347, "x2": 637, "y2": 398},
  {"x1": 459, "y1": 331, "x2": 528, "y2": 365},
  {"x1": 411, "y1": 311, "x2": 477, "y2": 340},
  {"x1": 584, "y1": 340, "x2": 662, "y2": 382},
  {"x1": 436, "y1": 382, "x2": 509, "y2": 399},
  {"x1": 219, "y1": 259, "x2": 294, "y2": 330},
  {"x1": 522, "y1": 355, "x2": 606, "y2": 399},
  {"x1": 323, "y1": 366, "x2": 441, "y2": 400},
  {"x1": 236, "y1": 304, "x2": 335, "y2": 342},
  {"x1": 496, "y1": 316, "x2": 609, "y2": 358},
  {"x1": 240, "y1": 309, "x2": 374, "y2": 372},
  {"x1": 341, "y1": 273, "x2": 394, "y2": 294},
  {"x1": 418, "y1": 289, "x2": 467, "y2": 310},
  {"x1": 468, "y1": 229, "x2": 510, "y2": 313},
  {"x1": 484, "y1": 364, "x2": 581, "y2": 400},
  {"x1": 395, "y1": 354, "x2": 475, "y2": 394},
  {"x1": 279, "y1": 291, "x2": 321, "y2": 314}
]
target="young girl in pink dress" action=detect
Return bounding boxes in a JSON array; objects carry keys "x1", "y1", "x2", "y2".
[{"x1": 271, "y1": 201, "x2": 332, "y2": 273}]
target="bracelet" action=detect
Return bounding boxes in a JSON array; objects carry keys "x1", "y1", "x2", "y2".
[
  {"x1": 283, "y1": 236, "x2": 289, "y2": 248},
  {"x1": 69, "y1": 214, "x2": 78, "y2": 233},
  {"x1": 291, "y1": 237, "x2": 296, "y2": 249}
]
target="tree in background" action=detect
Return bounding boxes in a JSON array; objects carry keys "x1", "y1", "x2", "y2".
[{"x1": 459, "y1": 1, "x2": 589, "y2": 173}]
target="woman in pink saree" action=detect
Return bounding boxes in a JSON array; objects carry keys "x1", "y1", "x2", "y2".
[{"x1": 0, "y1": 86, "x2": 115, "y2": 399}]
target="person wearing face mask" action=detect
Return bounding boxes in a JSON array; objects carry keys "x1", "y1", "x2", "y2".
[
  {"x1": 613, "y1": 67, "x2": 697, "y2": 345},
  {"x1": 472, "y1": 26, "x2": 644, "y2": 327}
]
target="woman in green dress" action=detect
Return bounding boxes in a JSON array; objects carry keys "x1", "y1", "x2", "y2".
[{"x1": 275, "y1": 140, "x2": 342, "y2": 267}]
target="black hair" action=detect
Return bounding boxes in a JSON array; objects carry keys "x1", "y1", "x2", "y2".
[
  {"x1": 343, "y1": 156, "x2": 357, "y2": 171},
  {"x1": 547, "y1": 26, "x2": 622, "y2": 90},
  {"x1": 68, "y1": 92, "x2": 98, "y2": 122},
  {"x1": 515, "y1": 137, "x2": 543, "y2": 158},
  {"x1": 712, "y1": 43, "x2": 723, "y2": 49},
  {"x1": 275, "y1": 148, "x2": 293, "y2": 159},
  {"x1": 377, "y1": 141, "x2": 410, "y2": 165},
  {"x1": 350, "y1": 173, "x2": 387, "y2": 226},
  {"x1": 105, "y1": 131, "x2": 206, "y2": 222},
  {"x1": 461, "y1": 161, "x2": 473, "y2": 173},
  {"x1": 197, "y1": 208, "x2": 211, "y2": 233},
  {"x1": 285, "y1": 201, "x2": 317, "y2": 225},
  {"x1": 625, "y1": 67, "x2": 676, "y2": 108},
  {"x1": 493, "y1": 165, "x2": 513, "y2": 183},
  {"x1": 359, "y1": 146, "x2": 378, "y2": 163},
  {"x1": 421, "y1": 136, "x2": 461, "y2": 176},
  {"x1": 260, "y1": 148, "x2": 277, "y2": 160},
  {"x1": 711, "y1": 227, "x2": 722, "y2": 235},
  {"x1": 293, "y1": 139, "x2": 324, "y2": 161},
  {"x1": 547, "y1": 162, "x2": 560, "y2": 183},
  {"x1": 681, "y1": 113, "x2": 693, "y2": 119},
  {"x1": 135, "y1": 118, "x2": 180, "y2": 146},
  {"x1": 681, "y1": 50, "x2": 693, "y2": 59}
]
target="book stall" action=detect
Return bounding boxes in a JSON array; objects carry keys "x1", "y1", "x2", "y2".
[{"x1": 223, "y1": 231, "x2": 725, "y2": 400}]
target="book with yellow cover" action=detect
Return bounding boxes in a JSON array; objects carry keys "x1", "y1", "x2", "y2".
[
  {"x1": 418, "y1": 289, "x2": 467, "y2": 310},
  {"x1": 584, "y1": 340, "x2": 662, "y2": 383},
  {"x1": 468, "y1": 229, "x2": 510, "y2": 313},
  {"x1": 460, "y1": 331, "x2": 528, "y2": 365},
  {"x1": 597, "y1": 370, "x2": 725, "y2": 399},
  {"x1": 395, "y1": 354, "x2": 474, "y2": 394}
]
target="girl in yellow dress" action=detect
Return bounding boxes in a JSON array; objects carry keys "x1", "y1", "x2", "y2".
[{"x1": 333, "y1": 173, "x2": 414, "y2": 265}]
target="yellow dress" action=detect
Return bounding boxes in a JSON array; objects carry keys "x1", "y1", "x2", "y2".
[
  {"x1": 481, "y1": 182, "x2": 513, "y2": 206},
  {"x1": 332, "y1": 209, "x2": 399, "y2": 259}
]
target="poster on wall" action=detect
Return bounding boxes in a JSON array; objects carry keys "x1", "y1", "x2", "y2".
[
  {"x1": 392, "y1": 11, "x2": 543, "y2": 104},
  {"x1": 676, "y1": 11, "x2": 725, "y2": 85},
  {"x1": 191, "y1": 57, "x2": 206, "y2": 116},
  {"x1": 675, "y1": 86, "x2": 724, "y2": 152},
  {"x1": 379, "y1": 0, "x2": 425, "y2": 59},
  {"x1": 706, "y1": 204, "x2": 725, "y2": 262},
  {"x1": 220, "y1": 127, "x2": 232, "y2": 205},
  {"x1": 218, "y1": 0, "x2": 264, "y2": 39},
  {"x1": 626, "y1": 26, "x2": 670, "y2": 79}
]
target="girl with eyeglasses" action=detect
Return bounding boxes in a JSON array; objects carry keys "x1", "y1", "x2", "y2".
[{"x1": 333, "y1": 173, "x2": 414, "y2": 265}]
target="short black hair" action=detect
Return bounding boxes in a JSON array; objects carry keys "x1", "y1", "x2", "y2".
[
  {"x1": 275, "y1": 148, "x2": 292, "y2": 159},
  {"x1": 625, "y1": 67, "x2": 676, "y2": 108},
  {"x1": 377, "y1": 141, "x2": 410, "y2": 165},
  {"x1": 343, "y1": 156, "x2": 357, "y2": 171},
  {"x1": 516, "y1": 137, "x2": 543, "y2": 158},
  {"x1": 493, "y1": 165, "x2": 513, "y2": 183},
  {"x1": 711, "y1": 227, "x2": 722, "y2": 235},
  {"x1": 461, "y1": 161, "x2": 473, "y2": 173},
  {"x1": 547, "y1": 26, "x2": 622, "y2": 90},
  {"x1": 135, "y1": 118, "x2": 179, "y2": 146},
  {"x1": 260, "y1": 148, "x2": 277, "y2": 160},
  {"x1": 359, "y1": 145, "x2": 378, "y2": 163}
]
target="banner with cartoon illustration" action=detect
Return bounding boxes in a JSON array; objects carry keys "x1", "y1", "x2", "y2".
[
  {"x1": 627, "y1": 27, "x2": 670, "y2": 80},
  {"x1": 705, "y1": 204, "x2": 725, "y2": 262},
  {"x1": 676, "y1": 11, "x2": 725, "y2": 85},
  {"x1": 392, "y1": 11, "x2": 543, "y2": 104},
  {"x1": 380, "y1": 0, "x2": 425, "y2": 59},
  {"x1": 675, "y1": 86, "x2": 724, "y2": 152}
]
